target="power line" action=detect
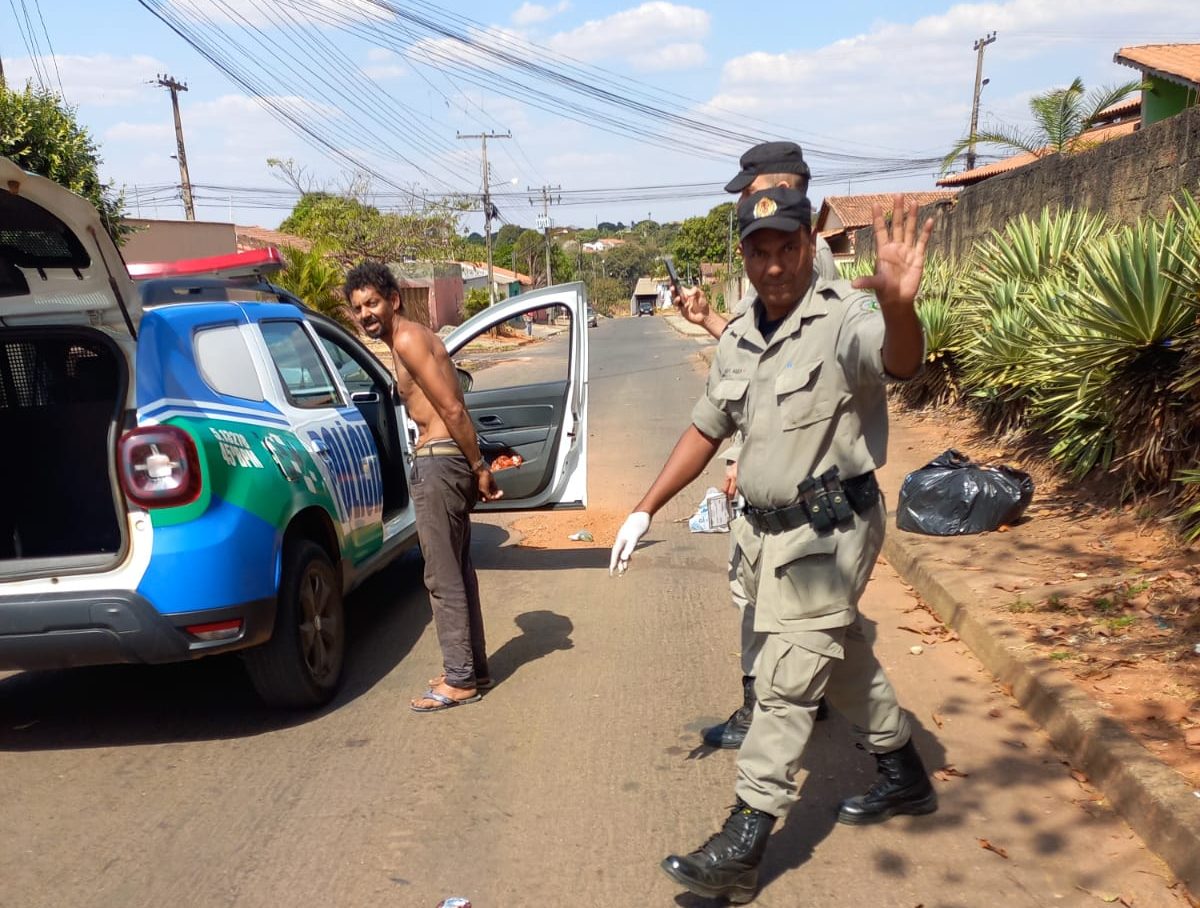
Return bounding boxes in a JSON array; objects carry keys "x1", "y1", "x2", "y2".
[{"x1": 30, "y1": 0, "x2": 64, "y2": 100}]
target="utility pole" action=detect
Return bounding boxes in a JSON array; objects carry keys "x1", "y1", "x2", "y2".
[
  {"x1": 156, "y1": 74, "x2": 195, "y2": 220},
  {"x1": 458, "y1": 130, "x2": 510, "y2": 304},
  {"x1": 529, "y1": 184, "x2": 561, "y2": 287},
  {"x1": 966, "y1": 32, "x2": 997, "y2": 172}
]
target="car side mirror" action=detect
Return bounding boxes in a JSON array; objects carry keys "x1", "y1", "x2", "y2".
[{"x1": 456, "y1": 366, "x2": 474, "y2": 395}]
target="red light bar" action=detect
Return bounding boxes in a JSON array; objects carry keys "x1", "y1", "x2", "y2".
[{"x1": 127, "y1": 247, "x2": 285, "y2": 280}]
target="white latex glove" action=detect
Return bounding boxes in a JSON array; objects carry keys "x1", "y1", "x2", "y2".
[{"x1": 609, "y1": 511, "x2": 651, "y2": 575}]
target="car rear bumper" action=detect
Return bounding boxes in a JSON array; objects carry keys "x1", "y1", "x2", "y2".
[{"x1": 0, "y1": 589, "x2": 276, "y2": 671}]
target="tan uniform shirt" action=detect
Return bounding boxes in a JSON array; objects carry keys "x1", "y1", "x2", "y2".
[
  {"x1": 722, "y1": 235, "x2": 840, "y2": 464},
  {"x1": 692, "y1": 278, "x2": 904, "y2": 631}
]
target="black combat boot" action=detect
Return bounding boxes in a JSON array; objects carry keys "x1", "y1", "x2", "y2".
[
  {"x1": 836, "y1": 738, "x2": 938, "y2": 825},
  {"x1": 702, "y1": 675, "x2": 756, "y2": 748},
  {"x1": 661, "y1": 800, "x2": 777, "y2": 904},
  {"x1": 702, "y1": 677, "x2": 829, "y2": 749}
]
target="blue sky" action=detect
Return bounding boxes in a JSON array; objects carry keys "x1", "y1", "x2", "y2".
[{"x1": 3, "y1": 1, "x2": 1197, "y2": 232}]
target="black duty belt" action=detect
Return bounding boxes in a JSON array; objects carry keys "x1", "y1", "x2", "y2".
[{"x1": 743, "y1": 467, "x2": 879, "y2": 535}]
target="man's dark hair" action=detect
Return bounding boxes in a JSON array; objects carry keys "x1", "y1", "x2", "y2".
[{"x1": 344, "y1": 261, "x2": 401, "y2": 304}]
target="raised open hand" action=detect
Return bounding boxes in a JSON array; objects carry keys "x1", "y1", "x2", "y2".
[{"x1": 851, "y1": 194, "x2": 934, "y2": 314}]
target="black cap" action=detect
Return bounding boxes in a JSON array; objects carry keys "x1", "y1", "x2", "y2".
[
  {"x1": 724, "y1": 141, "x2": 811, "y2": 194},
  {"x1": 737, "y1": 187, "x2": 812, "y2": 241}
]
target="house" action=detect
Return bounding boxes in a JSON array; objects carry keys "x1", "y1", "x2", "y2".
[
  {"x1": 937, "y1": 98, "x2": 1142, "y2": 189},
  {"x1": 699, "y1": 262, "x2": 723, "y2": 286},
  {"x1": 1115, "y1": 44, "x2": 1200, "y2": 126},
  {"x1": 460, "y1": 262, "x2": 534, "y2": 301},
  {"x1": 814, "y1": 192, "x2": 958, "y2": 260},
  {"x1": 384, "y1": 262, "x2": 464, "y2": 332},
  {"x1": 630, "y1": 276, "x2": 669, "y2": 315},
  {"x1": 581, "y1": 237, "x2": 626, "y2": 253}
]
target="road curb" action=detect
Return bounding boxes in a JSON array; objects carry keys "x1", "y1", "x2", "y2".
[{"x1": 882, "y1": 529, "x2": 1200, "y2": 898}]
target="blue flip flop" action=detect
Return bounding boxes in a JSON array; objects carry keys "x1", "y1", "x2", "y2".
[{"x1": 410, "y1": 689, "x2": 483, "y2": 713}]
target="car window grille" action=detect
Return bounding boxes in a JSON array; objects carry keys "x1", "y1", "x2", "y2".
[{"x1": 0, "y1": 337, "x2": 113, "y2": 409}]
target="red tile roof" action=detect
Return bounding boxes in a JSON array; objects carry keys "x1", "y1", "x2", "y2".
[
  {"x1": 235, "y1": 225, "x2": 311, "y2": 252},
  {"x1": 936, "y1": 120, "x2": 1137, "y2": 188},
  {"x1": 1096, "y1": 97, "x2": 1141, "y2": 122},
  {"x1": 815, "y1": 191, "x2": 958, "y2": 233},
  {"x1": 1115, "y1": 44, "x2": 1200, "y2": 91}
]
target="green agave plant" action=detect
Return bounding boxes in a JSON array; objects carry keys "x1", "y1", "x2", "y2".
[
  {"x1": 959, "y1": 281, "x2": 1041, "y2": 432},
  {"x1": 1064, "y1": 215, "x2": 1199, "y2": 489},
  {"x1": 1174, "y1": 469, "x2": 1200, "y2": 543},
  {"x1": 963, "y1": 207, "x2": 1109, "y2": 293},
  {"x1": 838, "y1": 256, "x2": 875, "y2": 282},
  {"x1": 897, "y1": 255, "x2": 968, "y2": 407}
]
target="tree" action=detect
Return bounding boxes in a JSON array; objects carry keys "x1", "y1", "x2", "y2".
[
  {"x1": 941, "y1": 77, "x2": 1144, "y2": 173},
  {"x1": 270, "y1": 159, "x2": 469, "y2": 266},
  {"x1": 273, "y1": 244, "x2": 353, "y2": 330},
  {"x1": 463, "y1": 287, "x2": 490, "y2": 320},
  {"x1": 0, "y1": 82, "x2": 126, "y2": 240},
  {"x1": 672, "y1": 202, "x2": 735, "y2": 274}
]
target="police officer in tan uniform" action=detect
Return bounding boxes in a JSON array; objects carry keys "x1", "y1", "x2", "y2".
[
  {"x1": 683, "y1": 141, "x2": 841, "y2": 749},
  {"x1": 611, "y1": 188, "x2": 938, "y2": 903}
]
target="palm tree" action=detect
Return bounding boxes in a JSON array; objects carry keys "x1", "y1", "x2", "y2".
[
  {"x1": 273, "y1": 244, "x2": 354, "y2": 330},
  {"x1": 941, "y1": 78, "x2": 1144, "y2": 174}
]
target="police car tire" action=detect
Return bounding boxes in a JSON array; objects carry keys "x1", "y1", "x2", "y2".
[{"x1": 244, "y1": 540, "x2": 345, "y2": 709}]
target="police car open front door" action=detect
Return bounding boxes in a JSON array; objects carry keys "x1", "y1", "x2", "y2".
[{"x1": 443, "y1": 283, "x2": 588, "y2": 511}]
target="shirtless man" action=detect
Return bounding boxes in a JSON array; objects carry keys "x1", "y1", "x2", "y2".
[{"x1": 345, "y1": 261, "x2": 502, "y2": 712}]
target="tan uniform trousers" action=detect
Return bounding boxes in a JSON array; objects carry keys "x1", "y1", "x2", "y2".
[
  {"x1": 733, "y1": 505, "x2": 912, "y2": 817},
  {"x1": 728, "y1": 532, "x2": 762, "y2": 677}
]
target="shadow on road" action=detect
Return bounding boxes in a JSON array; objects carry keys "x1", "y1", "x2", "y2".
[
  {"x1": 486, "y1": 610, "x2": 575, "y2": 690},
  {"x1": 0, "y1": 551, "x2": 432, "y2": 750},
  {"x1": 472, "y1": 522, "x2": 660, "y2": 572}
]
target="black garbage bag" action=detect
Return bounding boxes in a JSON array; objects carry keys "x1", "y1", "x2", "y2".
[{"x1": 896, "y1": 449, "x2": 1034, "y2": 536}]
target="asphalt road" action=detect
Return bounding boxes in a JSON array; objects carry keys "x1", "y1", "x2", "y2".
[{"x1": 0, "y1": 314, "x2": 1179, "y2": 907}]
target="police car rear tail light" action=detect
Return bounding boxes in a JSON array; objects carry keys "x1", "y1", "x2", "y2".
[
  {"x1": 118, "y1": 426, "x2": 202, "y2": 509},
  {"x1": 184, "y1": 619, "x2": 243, "y2": 642}
]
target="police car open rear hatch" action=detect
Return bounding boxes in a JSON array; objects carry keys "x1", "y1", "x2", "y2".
[{"x1": 0, "y1": 156, "x2": 141, "y2": 334}]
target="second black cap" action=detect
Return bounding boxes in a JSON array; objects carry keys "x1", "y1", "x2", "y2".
[{"x1": 724, "y1": 141, "x2": 811, "y2": 194}]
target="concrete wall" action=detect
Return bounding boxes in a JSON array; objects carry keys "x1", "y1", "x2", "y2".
[
  {"x1": 854, "y1": 104, "x2": 1200, "y2": 264},
  {"x1": 122, "y1": 218, "x2": 237, "y2": 264}
]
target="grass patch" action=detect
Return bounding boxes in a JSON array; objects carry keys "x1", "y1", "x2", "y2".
[
  {"x1": 1093, "y1": 596, "x2": 1116, "y2": 613},
  {"x1": 1008, "y1": 598, "x2": 1034, "y2": 613},
  {"x1": 1050, "y1": 651, "x2": 1075, "y2": 661},
  {"x1": 1104, "y1": 615, "x2": 1137, "y2": 632},
  {"x1": 1044, "y1": 594, "x2": 1068, "y2": 612}
]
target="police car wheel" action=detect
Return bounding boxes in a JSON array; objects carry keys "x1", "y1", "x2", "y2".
[{"x1": 245, "y1": 540, "x2": 345, "y2": 709}]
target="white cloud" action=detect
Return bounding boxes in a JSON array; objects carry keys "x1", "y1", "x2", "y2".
[
  {"x1": 512, "y1": 1, "x2": 570, "y2": 26},
  {"x1": 3, "y1": 54, "x2": 166, "y2": 107},
  {"x1": 546, "y1": 2, "x2": 709, "y2": 66},
  {"x1": 632, "y1": 42, "x2": 707, "y2": 72},
  {"x1": 105, "y1": 122, "x2": 175, "y2": 143},
  {"x1": 405, "y1": 25, "x2": 529, "y2": 72},
  {"x1": 360, "y1": 48, "x2": 408, "y2": 79},
  {"x1": 701, "y1": 0, "x2": 1199, "y2": 164}
]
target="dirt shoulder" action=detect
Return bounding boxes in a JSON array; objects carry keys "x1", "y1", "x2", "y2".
[{"x1": 880, "y1": 404, "x2": 1200, "y2": 789}]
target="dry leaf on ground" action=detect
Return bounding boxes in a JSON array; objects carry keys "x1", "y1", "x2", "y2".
[{"x1": 978, "y1": 839, "x2": 1009, "y2": 859}]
